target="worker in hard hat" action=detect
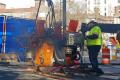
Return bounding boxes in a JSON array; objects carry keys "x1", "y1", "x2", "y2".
[{"x1": 86, "y1": 21, "x2": 104, "y2": 76}]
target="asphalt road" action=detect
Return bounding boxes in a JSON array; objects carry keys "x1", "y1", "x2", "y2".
[
  {"x1": 0, "y1": 64, "x2": 120, "y2": 80},
  {"x1": 0, "y1": 65, "x2": 54, "y2": 80}
]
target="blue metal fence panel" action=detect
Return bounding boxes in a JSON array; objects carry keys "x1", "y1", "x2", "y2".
[
  {"x1": 0, "y1": 16, "x2": 4, "y2": 52},
  {"x1": 0, "y1": 16, "x2": 36, "y2": 61}
]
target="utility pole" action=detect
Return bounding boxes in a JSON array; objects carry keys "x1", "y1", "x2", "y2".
[{"x1": 62, "y1": 0, "x2": 66, "y2": 31}]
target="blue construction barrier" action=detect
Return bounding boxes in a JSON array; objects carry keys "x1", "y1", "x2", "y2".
[
  {"x1": 0, "y1": 16, "x2": 4, "y2": 53},
  {"x1": 0, "y1": 16, "x2": 36, "y2": 61},
  {"x1": 81, "y1": 23, "x2": 120, "y2": 33}
]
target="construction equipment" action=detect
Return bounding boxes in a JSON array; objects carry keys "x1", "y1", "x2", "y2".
[
  {"x1": 32, "y1": 0, "x2": 88, "y2": 77},
  {"x1": 33, "y1": 1, "x2": 120, "y2": 77}
]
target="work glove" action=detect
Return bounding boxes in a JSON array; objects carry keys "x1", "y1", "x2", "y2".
[{"x1": 86, "y1": 34, "x2": 98, "y2": 39}]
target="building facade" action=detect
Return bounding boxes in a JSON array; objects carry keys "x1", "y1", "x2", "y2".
[
  {"x1": 0, "y1": 0, "x2": 47, "y2": 19},
  {"x1": 87, "y1": 0, "x2": 118, "y2": 16},
  {"x1": 0, "y1": 0, "x2": 120, "y2": 23},
  {"x1": 0, "y1": 3, "x2": 6, "y2": 9}
]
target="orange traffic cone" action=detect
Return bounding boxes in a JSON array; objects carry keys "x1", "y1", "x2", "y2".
[{"x1": 102, "y1": 58, "x2": 110, "y2": 64}]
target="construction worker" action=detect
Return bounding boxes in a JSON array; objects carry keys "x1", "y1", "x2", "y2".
[
  {"x1": 86, "y1": 21, "x2": 104, "y2": 76},
  {"x1": 116, "y1": 31, "x2": 120, "y2": 44}
]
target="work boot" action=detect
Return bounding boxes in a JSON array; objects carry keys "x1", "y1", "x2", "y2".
[
  {"x1": 95, "y1": 69, "x2": 104, "y2": 76},
  {"x1": 89, "y1": 68, "x2": 96, "y2": 72},
  {"x1": 90, "y1": 68, "x2": 104, "y2": 76},
  {"x1": 95, "y1": 71, "x2": 104, "y2": 76}
]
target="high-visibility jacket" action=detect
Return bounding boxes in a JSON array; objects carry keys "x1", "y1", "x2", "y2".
[
  {"x1": 87, "y1": 26, "x2": 102, "y2": 46},
  {"x1": 116, "y1": 41, "x2": 120, "y2": 48}
]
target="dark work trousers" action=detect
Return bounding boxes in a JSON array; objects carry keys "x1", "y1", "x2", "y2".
[{"x1": 87, "y1": 45, "x2": 102, "y2": 73}]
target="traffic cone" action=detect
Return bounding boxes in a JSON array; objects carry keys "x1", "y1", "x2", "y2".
[
  {"x1": 102, "y1": 47, "x2": 110, "y2": 64},
  {"x1": 102, "y1": 58, "x2": 110, "y2": 64}
]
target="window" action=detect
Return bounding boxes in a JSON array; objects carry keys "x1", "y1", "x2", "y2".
[
  {"x1": 94, "y1": 0, "x2": 100, "y2": 5},
  {"x1": 88, "y1": 1, "x2": 90, "y2": 5},
  {"x1": 96, "y1": 0, "x2": 100, "y2": 5},
  {"x1": 104, "y1": 8, "x2": 106, "y2": 11},
  {"x1": 119, "y1": 11, "x2": 120, "y2": 13},
  {"x1": 94, "y1": 0, "x2": 96, "y2": 4},
  {"x1": 118, "y1": 0, "x2": 120, "y2": 3},
  {"x1": 105, "y1": 13, "x2": 106, "y2": 16},
  {"x1": 104, "y1": 0, "x2": 106, "y2": 4},
  {"x1": 118, "y1": 6, "x2": 120, "y2": 10}
]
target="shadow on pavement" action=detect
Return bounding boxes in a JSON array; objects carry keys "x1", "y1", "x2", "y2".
[
  {"x1": 0, "y1": 70, "x2": 19, "y2": 80},
  {"x1": 71, "y1": 74, "x2": 115, "y2": 80}
]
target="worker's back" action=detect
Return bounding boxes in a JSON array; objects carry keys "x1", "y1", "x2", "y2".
[{"x1": 116, "y1": 31, "x2": 120, "y2": 43}]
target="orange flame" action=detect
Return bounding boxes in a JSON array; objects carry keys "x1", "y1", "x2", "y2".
[{"x1": 34, "y1": 42, "x2": 54, "y2": 66}]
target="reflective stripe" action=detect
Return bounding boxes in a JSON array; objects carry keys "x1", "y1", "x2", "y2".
[{"x1": 87, "y1": 39, "x2": 102, "y2": 45}]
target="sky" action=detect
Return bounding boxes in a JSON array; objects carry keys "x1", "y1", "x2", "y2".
[
  {"x1": 0, "y1": 0, "x2": 35, "y2": 8},
  {"x1": 0, "y1": 0, "x2": 80, "y2": 9}
]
